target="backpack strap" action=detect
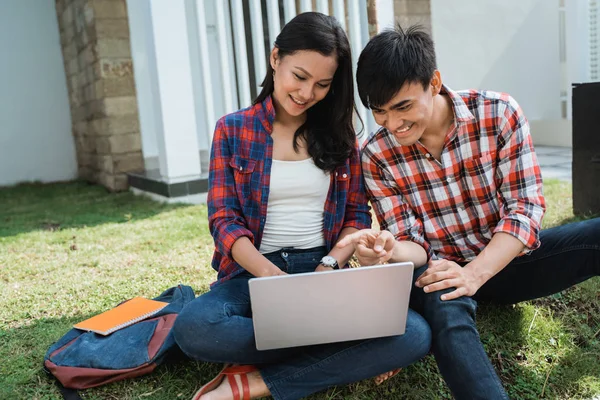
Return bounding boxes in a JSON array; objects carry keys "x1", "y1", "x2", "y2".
[{"x1": 54, "y1": 379, "x2": 83, "y2": 400}]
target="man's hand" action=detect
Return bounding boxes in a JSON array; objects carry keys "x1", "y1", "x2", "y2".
[
  {"x1": 415, "y1": 259, "x2": 485, "y2": 301},
  {"x1": 336, "y1": 229, "x2": 395, "y2": 266}
]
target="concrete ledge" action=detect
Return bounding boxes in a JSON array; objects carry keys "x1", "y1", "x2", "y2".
[{"x1": 127, "y1": 169, "x2": 208, "y2": 203}]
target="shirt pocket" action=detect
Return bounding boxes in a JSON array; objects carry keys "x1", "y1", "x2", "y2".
[
  {"x1": 461, "y1": 152, "x2": 499, "y2": 218},
  {"x1": 334, "y1": 165, "x2": 350, "y2": 183},
  {"x1": 229, "y1": 156, "x2": 257, "y2": 201}
]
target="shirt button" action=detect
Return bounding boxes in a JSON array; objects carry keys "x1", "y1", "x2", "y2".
[
  {"x1": 239, "y1": 166, "x2": 243, "y2": 171},
  {"x1": 446, "y1": 177, "x2": 452, "y2": 183},
  {"x1": 425, "y1": 153, "x2": 432, "y2": 159},
  {"x1": 342, "y1": 173, "x2": 347, "y2": 178}
]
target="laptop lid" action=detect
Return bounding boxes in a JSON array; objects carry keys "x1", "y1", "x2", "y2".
[{"x1": 248, "y1": 262, "x2": 414, "y2": 351}]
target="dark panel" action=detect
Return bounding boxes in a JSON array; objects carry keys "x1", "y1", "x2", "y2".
[{"x1": 572, "y1": 82, "x2": 600, "y2": 215}]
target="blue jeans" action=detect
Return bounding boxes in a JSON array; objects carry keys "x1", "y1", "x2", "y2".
[
  {"x1": 411, "y1": 218, "x2": 600, "y2": 400},
  {"x1": 173, "y1": 246, "x2": 432, "y2": 400}
]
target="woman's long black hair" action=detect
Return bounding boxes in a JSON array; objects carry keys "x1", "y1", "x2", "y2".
[{"x1": 253, "y1": 12, "x2": 359, "y2": 172}]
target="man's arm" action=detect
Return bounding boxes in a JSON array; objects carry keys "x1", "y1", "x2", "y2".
[
  {"x1": 336, "y1": 142, "x2": 430, "y2": 267},
  {"x1": 416, "y1": 95, "x2": 545, "y2": 300},
  {"x1": 415, "y1": 232, "x2": 523, "y2": 300}
]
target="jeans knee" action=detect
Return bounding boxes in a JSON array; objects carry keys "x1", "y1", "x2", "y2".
[
  {"x1": 173, "y1": 301, "x2": 224, "y2": 361},
  {"x1": 405, "y1": 310, "x2": 432, "y2": 357},
  {"x1": 422, "y1": 292, "x2": 477, "y2": 334}
]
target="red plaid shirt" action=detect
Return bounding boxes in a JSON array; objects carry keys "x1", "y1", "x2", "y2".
[
  {"x1": 362, "y1": 86, "x2": 546, "y2": 262},
  {"x1": 208, "y1": 96, "x2": 371, "y2": 286}
]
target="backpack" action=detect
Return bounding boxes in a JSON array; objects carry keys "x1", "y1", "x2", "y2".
[{"x1": 44, "y1": 284, "x2": 195, "y2": 397}]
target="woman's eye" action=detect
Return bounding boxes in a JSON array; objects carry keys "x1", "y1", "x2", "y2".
[{"x1": 294, "y1": 73, "x2": 306, "y2": 81}]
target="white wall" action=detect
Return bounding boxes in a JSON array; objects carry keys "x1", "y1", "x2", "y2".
[
  {"x1": 0, "y1": 0, "x2": 76, "y2": 187},
  {"x1": 128, "y1": 1, "x2": 233, "y2": 172},
  {"x1": 431, "y1": 0, "x2": 562, "y2": 122}
]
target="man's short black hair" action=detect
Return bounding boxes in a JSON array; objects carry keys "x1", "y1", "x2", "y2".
[{"x1": 357, "y1": 24, "x2": 437, "y2": 108}]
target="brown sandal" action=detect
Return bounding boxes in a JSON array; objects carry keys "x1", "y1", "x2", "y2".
[{"x1": 192, "y1": 364, "x2": 258, "y2": 400}]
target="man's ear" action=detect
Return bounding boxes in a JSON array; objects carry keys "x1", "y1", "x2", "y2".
[
  {"x1": 270, "y1": 47, "x2": 279, "y2": 70},
  {"x1": 430, "y1": 70, "x2": 443, "y2": 95}
]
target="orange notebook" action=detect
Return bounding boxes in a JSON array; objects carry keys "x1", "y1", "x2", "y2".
[{"x1": 74, "y1": 297, "x2": 169, "y2": 335}]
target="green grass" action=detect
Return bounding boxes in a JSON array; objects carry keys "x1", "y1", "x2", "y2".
[{"x1": 0, "y1": 179, "x2": 598, "y2": 400}]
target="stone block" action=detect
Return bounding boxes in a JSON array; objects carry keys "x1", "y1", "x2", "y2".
[
  {"x1": 78, "y1": 152, "x2": 94, "y2": 168},
  {"x1": 79, "y1": 136, "x2": 96, "y2": 153},
  {"x1": 92, "y1": 115, "x2": 140, "y2": 136},
  {"x1": 113, "y1": 152, "x2": 144, "y2": 173},
  {"x1": 108, "y1": 132, "x2": 142, "y2": 154},
  {"x1": 62, "y1": 3, "x2": 74, "y2": 27},
  {"x1": 87, "y1": 99, "x2": 104, "y2": 119},
  {"x1": 92, "y1": 0, "x2": 127, "y2": 19},
  {"x1": 78, "y1": 166, "x2": 94, "y2": 181},
  {"x1": 97, "y1": 154, "x2": 114, "y2": 173},
  {"x1": 102, "y1": 96, "x2": 137, "y2": 116},
  {"x1": 63, "y1": 41, "x2": 77, "y2": 62},
  {"x1": 95, "y1": 136, "x2": 112, "y2": 154},
  {"x1": 92, "y1": 61, "x2": 102, "y2": 81},
  {"x1": 67, "y1": 57, "x2": 79, "y2": 76},
  {"x1": 100, "y1": 58, "x2": 133, "y2": 78},
  {"x1": 113, "y1": 174, "x2": 129, "y2": 191},
  {"x1": 81, "y1": 45, "x2": 97, "y2": 66},
  {"x1": 64, "y1": 25, "x2": 74, "y2": 45},
  {"x1": 56, "y1": 0, "x2": 66, "y2": 17},
  {"x1": 82, "y1": 83, "x2": 97, "y2": 103},
  {"x1": 96, "y1": 19, "x2": 130, "y2": 39},
  {"x1": 97, "y1": 172, "x2": 114, "y2": 189},
  {"x1": 74, "y1": 121, "x2": 88, "y2": 136},
  {"x1": 85, "y1": 64, "x2": 96, "y2": 86},
  {"x1": 68, "y1": 74, "x2": 79, "y2": 92},
  {"x1": 406, "y1": 0, "x2": 430, "y2": 15},
  {"x1": 96, "y1": 76, "x2": 136, "y2": 97},
  {"x1": 81, "y1": 2, "x2": 95, "y2": 25},
  {"x1": 95, "y1": 38, "x2": 131, "y2": 58}
]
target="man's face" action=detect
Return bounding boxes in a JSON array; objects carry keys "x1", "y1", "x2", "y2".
[{"x1": 370, "y1": 81, "x2": 435, "y2": 146}]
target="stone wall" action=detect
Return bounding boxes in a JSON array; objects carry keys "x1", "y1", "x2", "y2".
[
  {"x1": 394, "y1": 0, "x2": 431, "y2": 32},
  {"x1": 55, "y1": 0, "x2": 143, "y2": 191}
]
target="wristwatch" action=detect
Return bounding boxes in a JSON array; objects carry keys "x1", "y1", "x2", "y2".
[{"x1": 320, "y1": 255, "x2": 339, "y2": 269}]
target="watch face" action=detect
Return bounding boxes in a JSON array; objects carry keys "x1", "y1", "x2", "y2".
[{"x1": 321, "y1": 256, "x2": 338, "y2": 267}]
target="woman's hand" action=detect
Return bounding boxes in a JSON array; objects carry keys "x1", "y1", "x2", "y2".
[{"x1": 336, "y1": 229, "x2": 396, "y2": 266}]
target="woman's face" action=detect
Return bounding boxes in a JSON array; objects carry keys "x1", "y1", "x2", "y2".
[{"x1": 270, "y1": 48, "x2": 338, "y2": 120}]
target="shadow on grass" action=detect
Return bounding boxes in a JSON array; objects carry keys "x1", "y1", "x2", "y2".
[
  {"x1": 0, "y1": 181, "x2": 190, "y2": 238},
  {"x1": 3, "y1": 301, "x2": 598, "y2": 400},
  {"x1": 0, "y1": 313, "x2": 210, "y2": 400}
]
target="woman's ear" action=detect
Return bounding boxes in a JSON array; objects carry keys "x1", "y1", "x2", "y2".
[{"x1": 270, "y1": 47, "x2": 279, "y2": 71}]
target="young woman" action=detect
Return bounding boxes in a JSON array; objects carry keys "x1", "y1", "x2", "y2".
[{"x1": 173, "y1": 12, "x2": 431, "y2": 400}]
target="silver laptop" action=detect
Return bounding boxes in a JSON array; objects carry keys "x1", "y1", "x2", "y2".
[{"x1": 248, "y1": 262, "x2": 414, "y2": 350}]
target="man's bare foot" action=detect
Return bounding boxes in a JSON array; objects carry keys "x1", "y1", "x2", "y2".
[
  {"x1": 199, "y1": 370, "x2": 270, "y2": 400},
  {"x1": 374, "y1": 368, "x2": 402, "y2": 385}
]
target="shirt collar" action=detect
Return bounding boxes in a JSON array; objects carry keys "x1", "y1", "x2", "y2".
[
  {"x1": 441, "y1": 84, "x2": 475, "y2": 123},
  {"x1": 257, "y1": 95, "x2": 276, "y2": 133}
]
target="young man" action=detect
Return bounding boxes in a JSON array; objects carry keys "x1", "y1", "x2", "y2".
[{"x1": 338, "y1": 25, "x2": 600, "y2": 399}]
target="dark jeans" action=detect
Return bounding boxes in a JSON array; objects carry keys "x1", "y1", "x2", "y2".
[
  {"x1": 410, "y1": 218, "x2": 600, "y2": 400},
  {"x1": 173, "y1": 246, "x2": 432, "y2": 400}
]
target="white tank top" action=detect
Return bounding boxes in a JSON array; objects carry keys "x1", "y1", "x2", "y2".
[{"x1": 259, "y1": 158, "x2": 330, "y2": 254}]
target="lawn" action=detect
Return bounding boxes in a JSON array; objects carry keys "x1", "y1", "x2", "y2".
[{"x1": 0, "y1": 179, "x2": 598, "y2": 400}]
